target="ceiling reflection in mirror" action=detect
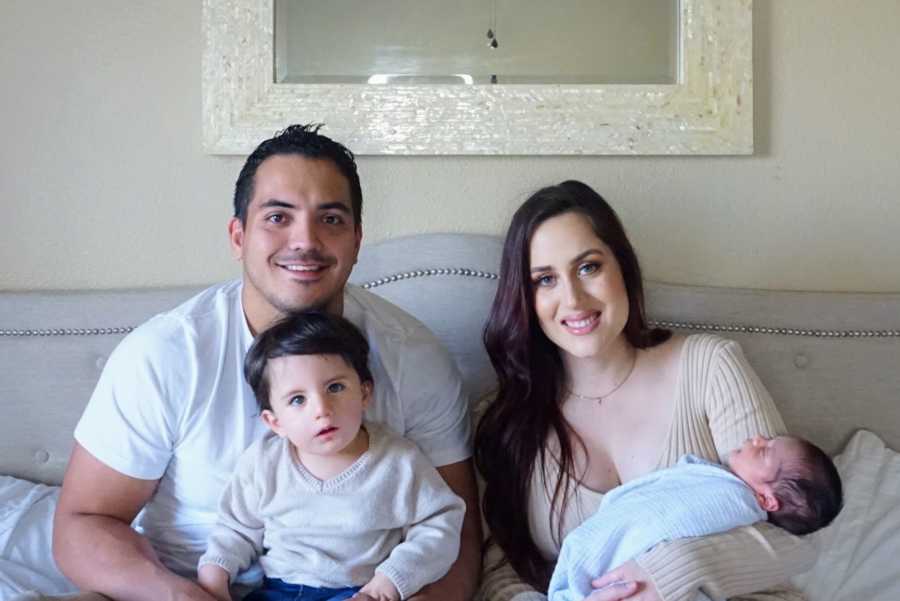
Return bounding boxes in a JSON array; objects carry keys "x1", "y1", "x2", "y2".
[{"x1": 274, "y1": 0, "x2": 677, "y2": 85}]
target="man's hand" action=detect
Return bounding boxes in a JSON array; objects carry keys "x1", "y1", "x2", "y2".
[
  {"x1": 197, "y1": 564, "x2": 233, "y2": 601},
  {"x1": 587, "y1": 560, "x2": 661, "y2": 601},
  {"x1": 359, "y1": 572, "x2": 400, "y2": 601},
  {"x1": 53, "y1": 443, "x2": 216, "y2": 601},
  {"x1": 168, "y1": 578, "x2": 222, "y2": 601}
]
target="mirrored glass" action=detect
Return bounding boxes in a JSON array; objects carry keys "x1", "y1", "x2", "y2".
[{"x1": 274, "y1": 0, "x2": 677, "y2": 85}]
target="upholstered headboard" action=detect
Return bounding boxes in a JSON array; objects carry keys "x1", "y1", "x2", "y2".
[{"x1": 2, "y1": 233, "x2": 899, "y2": 485}]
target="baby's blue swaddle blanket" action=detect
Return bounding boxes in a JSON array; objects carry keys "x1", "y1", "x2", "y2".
[{"x1": 547, "y1": 456, "x2": 765, "y2": 601}]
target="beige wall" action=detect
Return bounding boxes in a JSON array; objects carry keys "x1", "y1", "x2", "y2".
[{"x1": 1, "y1": 1, "x2": 898, "y2": 293}]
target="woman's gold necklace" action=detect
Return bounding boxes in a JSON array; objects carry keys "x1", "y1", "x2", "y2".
[{"x1": 567, "y1": 351, "x2": 637, "y2": 404}]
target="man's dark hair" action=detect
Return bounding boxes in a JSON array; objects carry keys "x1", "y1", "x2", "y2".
[
  {"x1": 244, "y1": 311, "x2": 372, "y2": 412},
  {"x1": 233, "y1": 123, "x2": 363, "y2": 225},
  {"x1": 768, "y1": 438, "x2": 843, "y2": 535}
]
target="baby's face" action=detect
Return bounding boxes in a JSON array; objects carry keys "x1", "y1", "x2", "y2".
[
  {"x1": 261, "y1": 353, "x2": 370, "y2": 459},
  {"x1": 728, "y1": 435, "x2": 806, "y2": 494}
]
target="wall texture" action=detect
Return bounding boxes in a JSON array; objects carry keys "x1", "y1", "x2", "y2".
[{"x1": 1, "y1": 1, "x2": 898, "y2": 292}]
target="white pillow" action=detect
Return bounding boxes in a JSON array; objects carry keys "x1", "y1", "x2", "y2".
[
  {"x1": 791, "y1": 429, "x2": 900, "y2": 601},
  {"x1": 0, "y1": 476, "x2": 77, "y2": 598}
]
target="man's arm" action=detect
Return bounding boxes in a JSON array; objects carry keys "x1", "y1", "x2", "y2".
[
  {"x1": 53, "y1": 443, "x2": 215, "y2": 601},
  {"x1": 408, "y1": 459, "x2": 482, "y2": 601}
]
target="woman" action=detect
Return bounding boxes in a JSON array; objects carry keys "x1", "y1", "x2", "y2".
[{"x1": 475, "y1": 181, "x2": 814, "y2": 601}]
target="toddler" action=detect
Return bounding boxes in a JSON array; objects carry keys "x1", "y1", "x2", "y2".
[{"x1": 198, "y1": 311, "x2": 465, "y2": 601}]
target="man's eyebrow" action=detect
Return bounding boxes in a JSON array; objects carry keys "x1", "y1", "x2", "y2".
[
  {"x1": 257, "y1": 199, "x2": 352, "y2": 213},
  {"x1": 259, "y1": 199, "x2": 295, "y2": 210},
  {"x1": 317, "y1": 201, "x2": 352, "y2": 214}
]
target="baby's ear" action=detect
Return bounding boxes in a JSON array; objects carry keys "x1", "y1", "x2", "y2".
[
  {"x1": 361, "y1": 380, "x2": 373, "y2": 409},
  {"x1": 756, "y1": 487, "x2": 781, "y2": 513},
  {"x1": 260, "y1": 409, "x2": 283, "y2": 436}
]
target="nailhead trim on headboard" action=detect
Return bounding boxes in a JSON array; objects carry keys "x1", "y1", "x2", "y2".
[
  {"x1": 649, "y1": 320, "x2": 900, "y2": 338},
  {"x1": 2, "y1": 270, "x2": 899, "y2": 338},
  {"x1": 0, "y1": 327, "x2": 135, "y2": 337},
  {"x1": 359, "y1": 268, "x2": 499, "y2": 289}
]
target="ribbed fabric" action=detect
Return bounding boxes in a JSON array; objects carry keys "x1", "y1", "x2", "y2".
[
  {"x1": 478, "y1": 543, "x2": 538, "y2": 601},
  {"x1": 636, "y1": 522, "x2": 815, "y2": 600},
  {"x1": 548, "y1": 456, "x2": 766, "y2": 601},
  {"x1": 478, "y1": 335, "x2": 815, "y2": 601}
]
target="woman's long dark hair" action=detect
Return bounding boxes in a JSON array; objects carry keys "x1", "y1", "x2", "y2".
[{"x1": 474, "y1": 181, "x2": 671, "y2": 589}]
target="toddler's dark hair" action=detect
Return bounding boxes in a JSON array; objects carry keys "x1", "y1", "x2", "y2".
[
  {"x1": 244, "y1": 311, "x2": 372, "y2": 412},
  {"x1": 768, "y1": 437, "x2": 843, "y2": 535}
]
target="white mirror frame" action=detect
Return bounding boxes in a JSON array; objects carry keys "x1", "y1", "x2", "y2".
[{"x1": 202, "y1": 0, "x2": 752, "y2": 155}]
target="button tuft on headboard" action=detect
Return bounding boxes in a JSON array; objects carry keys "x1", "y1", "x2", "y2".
[
  {"x1": 34, "y1": 450, "x2": 50, "y2": 464},
  {"x1": 793, "y1": 353, "x2": 810, "y2": 369}
]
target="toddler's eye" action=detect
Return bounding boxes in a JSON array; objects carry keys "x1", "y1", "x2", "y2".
[
  {"x1": 327, "y1": 382, "x2": 346, "y2": 394},
  {"x1": 288, "y1": 395, "x2": 305, "y2": 406}
]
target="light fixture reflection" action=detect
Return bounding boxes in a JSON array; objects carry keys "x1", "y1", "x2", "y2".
[{"x1": 367, "y1": 73, "x2": 474, "y2": 85}]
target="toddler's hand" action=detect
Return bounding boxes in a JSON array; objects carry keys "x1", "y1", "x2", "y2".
[
  {"x1": 197, "y1": 564, "x2": 233, "y2": 601},
  {"x1": 358, "y1": 572, "x2": 401, "y2": 601}
]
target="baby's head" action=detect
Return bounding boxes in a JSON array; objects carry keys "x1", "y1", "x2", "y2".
[
  {"x1": 244, "y1": 311, "x2": 373, "y2": 457},
  {"x1": 728, "y1": 435, "x2": 843, "y2": 535}
]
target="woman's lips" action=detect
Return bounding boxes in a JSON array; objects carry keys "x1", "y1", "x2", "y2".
[{"x1": 561, "y1": 312, "x2": 600, "y2": 335}]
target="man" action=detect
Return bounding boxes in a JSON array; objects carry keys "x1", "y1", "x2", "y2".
[{"x1": 53, "y1": 125, "x2": 482, "y2": 601}]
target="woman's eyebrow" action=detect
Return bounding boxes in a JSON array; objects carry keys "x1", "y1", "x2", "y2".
[
  {"x1": 531, "y1": 248, "x2": 605, "y2": 273},
  {"x1": 570, "y1": 248, "x2": 605, "y2": 264}
]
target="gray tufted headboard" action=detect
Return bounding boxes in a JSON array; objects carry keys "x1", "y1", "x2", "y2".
[{"x1": 2, "y1": 233, "x2": 899, "y2": 485}]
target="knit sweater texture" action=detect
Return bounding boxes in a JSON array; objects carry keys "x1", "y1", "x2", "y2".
[
  {"x1": 479, "y1": 334, "x2": 814, "y2": 601},
  {"x1": 199, "y1": 423, "x2": 465, "y2": 600}
]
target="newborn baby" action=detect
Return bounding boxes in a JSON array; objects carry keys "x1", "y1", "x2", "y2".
[{"x1": 548, "y1": 435, "x2": 843, "y2": 601}]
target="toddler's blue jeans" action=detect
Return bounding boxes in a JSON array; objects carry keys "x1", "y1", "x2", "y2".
[{"x1": 243, "y1": 577, "x2": 361, "y2": 601}]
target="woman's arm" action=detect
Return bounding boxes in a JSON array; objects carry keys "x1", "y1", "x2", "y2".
[
  {"x1": 635, "y1": 522, "x2": 813, "y2": 600},
  {"x1": 635, "y1": 337, "x2": 815, "y2": 601},
  {"x1": 479, "y1": 542, "x2": 545, "y2": 601}
]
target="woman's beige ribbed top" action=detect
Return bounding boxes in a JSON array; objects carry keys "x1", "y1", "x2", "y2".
[{"x1": 481, "y1": 335, "x2": 816, "y2": 601}]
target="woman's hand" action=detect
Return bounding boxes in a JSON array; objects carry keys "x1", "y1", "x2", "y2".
[{"x1": 587, "y1": 560, "x2": 661, "y2": 601}]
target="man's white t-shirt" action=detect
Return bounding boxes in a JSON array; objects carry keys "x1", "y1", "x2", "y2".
[{"x1": 73, "y1": 280, "x2": 471, "y2": 577}]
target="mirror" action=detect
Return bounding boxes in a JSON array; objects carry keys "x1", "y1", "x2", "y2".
[
  {"x1": 274, "y1": 1, "x2": 678, "y2": 85},
  {"x1": 203, "y1": 0, "x2": 752, "y2": 155}
]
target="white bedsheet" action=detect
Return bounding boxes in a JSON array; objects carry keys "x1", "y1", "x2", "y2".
[
  {"x1": 792, "y1": 429, "x2": 900, "y2": 601},
  {"x1": 3, "y1": 430, "x2": 900, "y2": 601},
  {"x1": 0, "y1": 476, "x2": 76, "y2": 600}
]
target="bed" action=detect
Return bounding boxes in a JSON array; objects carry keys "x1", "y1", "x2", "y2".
[{"x1": 2, "y1": 233, "x2": 899, "y2": 600}]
